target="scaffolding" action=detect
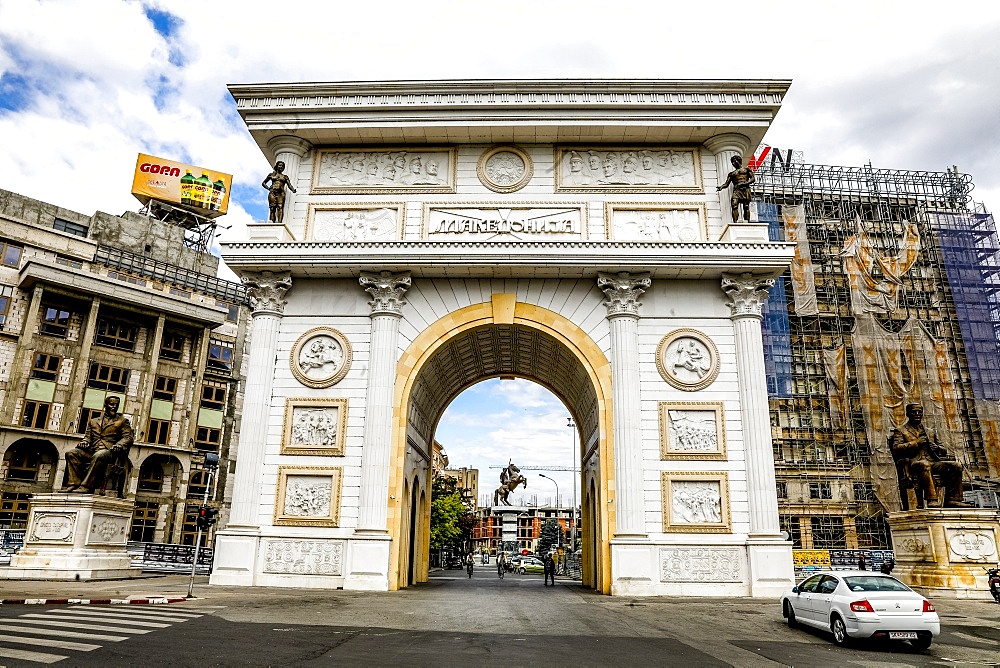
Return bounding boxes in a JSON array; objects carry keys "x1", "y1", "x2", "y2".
[{"x1": 753, "y1": 160, "x2": 1000, "y2": 551}]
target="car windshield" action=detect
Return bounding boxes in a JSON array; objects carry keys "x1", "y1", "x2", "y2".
[{"x1": 843, "y1": 576, "x2": 911, "y2": 592}]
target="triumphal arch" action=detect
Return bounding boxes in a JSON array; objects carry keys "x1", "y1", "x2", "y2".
[{"x1": 211, "y1": 79, "x2": 796, "y2": 596}]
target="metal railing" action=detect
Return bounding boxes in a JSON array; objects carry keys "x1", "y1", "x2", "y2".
[{"x1": 94, "y1": 246, "x2": 247, "y2": 304}]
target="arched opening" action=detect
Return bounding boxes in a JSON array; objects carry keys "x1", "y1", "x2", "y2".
[
  {"x1": 388, "y1": 298, "x2": 613, "y2": 593},
  {"x1": 1, "y1": 438, "x2": 59, "y2": 530},
  {"x1": 131, "y1": 454, "x2": 184, "y2": 543}
]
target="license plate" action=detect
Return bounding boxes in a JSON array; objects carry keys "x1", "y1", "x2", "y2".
[{"x1": 889, "y1": 632, "x2": 918, "y2": 640}]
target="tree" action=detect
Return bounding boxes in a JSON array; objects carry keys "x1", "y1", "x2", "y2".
[
  {"x1": 430, "y1": 475, "x2": 476, "y2": 551},
  {"x1": 536, "y1": 519, "x2": 562, "y2": 555}
]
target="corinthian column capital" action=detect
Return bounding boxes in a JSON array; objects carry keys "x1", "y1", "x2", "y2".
[
  {"x1": 360, "y1": 270, "x2": 412, "y2": 316},
  {"x1": 243, "y1": 271, "x2": 292, "y2": 316},
  {"x1": 598, "y1": 271, "x2": 651, "y2": 317},
  {"x1": 721, "y1": 272, "x2": 774, "y2": 318}
]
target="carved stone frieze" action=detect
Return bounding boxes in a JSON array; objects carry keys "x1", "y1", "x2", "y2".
[
  {"x1": 87, "y1": 513, "x2": 128, "y2": 545},
  {"x1": 477, "y1": 146, "x2": 533, "y2": 193},
  {"x1": 263, "y1": 539, "x2": 345, "y2": 576},
  {"x1": 597, "y1": 271, "x2": 651, "y2": 317},
  {"x1": 273, "y1": 466, "x2": 343, "y2": 527},
  {"x1": 721, "y1": 272, "x2": 774, "y2": 318},
  {"x1": 556, "y1": 147, "x2": 702, "y2": 193},
  {"x1": 662, "y1": 471, "x2": 731, "y2": 533},
  {"x1": 307, "y1": 205, "x2": 402, "y2": 241},
  {"x1": 660, "y1": 547, "x2": 742, "y2": 583},
  {"x1": 655, "y1": 329, "x2": 720, "y2": 392},
  {"x1": 243, "y1": 271, "x2": 292, "y2": 315},
  {"x1": 660, "y1": 402, "x2": 726, "y2": 460},
  {"x1": 313, "y1": 148, "x2": 454, "y2": 194},
  {"x1": 282, "y1": 398, "x2": 348, "y2": 456},
  {"x1": 605, "y1": 203, "x2": 706, "y2": 241},
  {"x1": 360, "y1": 271, "x2": 412, "y2": 316},
  {"x1": 289, "y1": 328, "x2": 353, "y2": 389},
  {"x1": 30, "y1": 512, "x2": 76, "y2": 542}
]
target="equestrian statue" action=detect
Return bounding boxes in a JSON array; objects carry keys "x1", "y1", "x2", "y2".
[{"x1": 493, "y1": 461, "x2": 527, "y2": 506}]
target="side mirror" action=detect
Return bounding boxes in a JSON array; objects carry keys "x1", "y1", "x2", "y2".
[{"x1": 792, "y1": 586, "x2": 799, "y2": 594}]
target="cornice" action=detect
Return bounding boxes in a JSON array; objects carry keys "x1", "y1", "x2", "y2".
[{"x1": 219, "y1": 240, "x2": 794, "y2": 280}]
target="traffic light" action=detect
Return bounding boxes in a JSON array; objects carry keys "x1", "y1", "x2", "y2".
[{"x1": 196, "y1": 505, "x2": 219, "y2": 530}]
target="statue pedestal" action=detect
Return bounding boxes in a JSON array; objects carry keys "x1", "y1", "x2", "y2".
[
  {"x1": 887, "y1": 509, "x2": 1000, "y2": 599},
  {"x1": 0, "y1": 493, "x2": 141, "y2": 581}
]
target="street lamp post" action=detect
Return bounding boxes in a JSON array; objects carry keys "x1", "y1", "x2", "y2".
[
  {"x1": 539, "y1": 474, "x2": 562, "y2": 552},
  {"x1": 567, "y1": 417, "x2": 577, "y2": 551}
]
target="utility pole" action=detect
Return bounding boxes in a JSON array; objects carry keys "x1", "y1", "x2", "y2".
[{"x1": 568, "y1": 416, "x2": 577, "y2": 551}]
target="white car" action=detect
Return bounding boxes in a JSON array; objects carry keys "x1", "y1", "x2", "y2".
[{"x1": 780, "y1": 570, "x2": 940, "y2": 650}]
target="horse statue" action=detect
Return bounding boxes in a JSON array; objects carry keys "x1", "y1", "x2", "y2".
[{"x1": 493, "y1": 461, "x2": 528, "y2": 506}]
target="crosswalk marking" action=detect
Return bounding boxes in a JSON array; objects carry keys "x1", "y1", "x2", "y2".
[
  {"x1": 0, "y1": 633, "x2": 100, "y2": 652},
  {"x1": 0, "y1": 617, "x2": 153, "y2": 634},
  {"x1": 0, "y1": 646, "x2": 67, "y2": 664},
  {"x1": 0, "y1": 604, "x2": 214, "y2": 663},
  {"x1": 21, "y1": 612, "x2": 171, "y2": 628},
  {"x1": 0, "y1": 623, "x2": 130, "y2": 642},
  {"x1": 50, "y1": 608, "x2": 201, "y2": 623}
]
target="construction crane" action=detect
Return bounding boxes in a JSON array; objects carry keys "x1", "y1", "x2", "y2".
[{"x1": 488, "y1": 465, "x2": 574, "y2": 471}]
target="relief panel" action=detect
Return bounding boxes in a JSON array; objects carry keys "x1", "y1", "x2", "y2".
[
  {"x1": 263, "y1": 539, "x2": 345, "y2": 576},
  {"x1": 555, "y1": 146, "x2": 702, "y2": 193},
  {"x1": 660, "y1": 547, "x2": 743, "y2": 583},
  {"x1": 312, "y1": 148, "x2": 455, "y2": 194}
]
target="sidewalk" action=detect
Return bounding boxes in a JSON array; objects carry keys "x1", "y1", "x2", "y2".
[{"x1": 0, "y1": 573, "x2": 209, "y2": 604}]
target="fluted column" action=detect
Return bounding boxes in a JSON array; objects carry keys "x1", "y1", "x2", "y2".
[
  {"x1": 704, "y1": 133, "x2": 752, "y2": 228},
  {"x1": 227, "y1": 271, "x2": 292, "y2": 527},
  {"x1": 356, "y1": 270, "x2": 412, "y2": 533},
  {"x1": 265, "y1": 135, "x2": 312, "y2": 228},
  {"x1": 598, "y1": 271, "x2": 651, "y2": 538},
  {"x1": 722, "y1": 272, "x2": 781, "y2": 537}
]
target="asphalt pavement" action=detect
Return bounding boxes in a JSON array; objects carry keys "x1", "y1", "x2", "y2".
[{"x1": 1, "y1": 567, "x2": 998, "y2": 666}]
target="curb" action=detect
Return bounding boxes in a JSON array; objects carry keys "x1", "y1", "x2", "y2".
[{"x1": 1, "y1": 596, "x2": 188, "y2": 606}]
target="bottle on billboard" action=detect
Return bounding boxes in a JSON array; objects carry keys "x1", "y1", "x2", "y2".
[
  {"x1": 180, "y1": 171, "x2": 195, "y2": 205},
  {"x1": 194, "y1": 173, "x2": 213, "y2": 209},
  {"x1": 211, "y1": 179, "x2": 226, "y2": 211}
]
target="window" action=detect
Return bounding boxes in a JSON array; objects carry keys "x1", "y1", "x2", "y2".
[
  {"x1": 152, "y1": 376, "x2": 177, "y2": 401},
  {"x1": 108, "y1": 270, "x2": 146, "y2": 286},
  {"x1": 159, "y1": 331, "x2": 185, "y2": 361},
  {"x1": 169, "y1": 286, "x2": 191, "y2": 298},
  {"x1": 776, "y1": 481, "x2": 788, "y2": 499},
  {"x1": 146, "y1": 418, "x2": 170, "y2": 445},
  {"x1": 87, "y1": 362, "x2": 129, "y2": 392},
  {"x1": 0, "y1": 285, "x2": 12, "y2": 329},
  {"x1": 810, "y1": 516, "x2": 846, "y2": 549},
  {"x1": 0, "y1": 493, "x2": 31, "y2": 529},
  {"x1": 56, "y1": 255, "x2": 83, "y2": 269},
  {"x1": 809, "y1": 481, "x2": 832, "y2": 500},
  {"x1": 40, "y1": 306, "x2": 71, "y2": 337},
  {"x1": 30, "y1": 353, "x2": 61, "y2": 381},
  {"x1": 77, "y1": 407, "x2": 102, "y2": 433},
  {"x1": 780, "y1": 515, "x2": 802, "y2": 549},
  {"x1": 853, "y1": 482, "x2": 876, "y2": 502},
  {"x1": 53, "y1": 217, "x2": 88, "y2": 237},
  {"x1": 217, "y1": 301, "x2": 240, "y2": 322},
  {"x1": 180, "y1": 504, "x2": 202, "y2": 545},
  {"x1": 194, "y1": 426, "x2": 221, "y2": 451},
  {"x1": 137, "y1": 460, "x2": 164, "y2": 492},
  {"x1": 21, "y1": 400, "x2": 50, "y2": 429},
  {"x1": 187, "y1": 470, "x2": 211, "y2": 499},
  {"x1": 200, "y1": 381, "x2": 227, "y2": 410},
  {"x1": 5, "y1": 445, "x2": 41, "y2": 481},
  {"x1": 207, "y1": 338, "x2": 234, "y2": 373},
  {"x1": 129, "y1": 501, "x2": 159, "y2": 542},
  {"x1": 95, "y1": 317, "x2": 137, "y2": 350},
  {"x1": 1, "y1": 241, "x2": 22, "y2": 268}
]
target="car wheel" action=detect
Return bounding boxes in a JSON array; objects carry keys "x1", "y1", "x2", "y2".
[
  {"x1": 518, "y1": 567, "x2": 525, "y2": 574},
  {"x1": 830, "y1": 615, "x2": 850, "y2": 647},
  {"x1": 909, "y1": 635, "x2": 932, "y2": 651},
  {"x1": 784, "y1": 601, "x2": 798, "y2": 628}
]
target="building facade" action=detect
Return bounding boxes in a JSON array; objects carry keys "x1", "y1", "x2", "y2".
[
  {"x1": 0, "y1": 189, "x2": 248, "y2": 545},
  {"x1": 211, "y1": 78, "x2": 797, "y2": 597},
  {"x1": 749, "y1": 158, "x2": 1000, "y2": 557}
]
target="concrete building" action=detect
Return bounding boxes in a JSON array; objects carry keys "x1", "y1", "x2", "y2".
[
  {"x1": 472, "y1": 504, "x2": 577, "y2": 555},
  {"x1": 442, "y1": 466, "x2": 479, "y2": 509},
  {"x1": 0, "y1": 189, "x2": 248, "y2": 546}
]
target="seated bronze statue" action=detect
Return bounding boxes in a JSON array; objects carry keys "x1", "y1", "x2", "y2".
[
  {"x1": 888, "y1": 403, "x2": 969, "y2": 509},
  {"x1": 61, "y1": 395, "x2": 134, "y2": 497}
]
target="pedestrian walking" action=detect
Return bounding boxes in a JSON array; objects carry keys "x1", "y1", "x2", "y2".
[
  {"x1": 497, "y1": 552, "x2": 506, "y2": 579},
  {"x1": 544, "y1": 554, "x2": 556, "y2": 586}
]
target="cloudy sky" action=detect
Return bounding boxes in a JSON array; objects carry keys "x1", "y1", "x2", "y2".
[{"x1": 2, "y1": 0, "x2": 998, "y2": 508}]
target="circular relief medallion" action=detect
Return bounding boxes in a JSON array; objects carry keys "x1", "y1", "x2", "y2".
[
  {"x1": 477, "y1": 146, "x2": 533, "y2": 193},
  {"x1": 290, "y1": 328, "x2": 353, "y2": 389},
  {"x1": 656, "y1": 329, "x2": 720, "y2": 391}
]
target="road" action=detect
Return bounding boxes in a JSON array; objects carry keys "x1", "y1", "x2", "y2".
[{"x1": 0, "y1": 568, "x2": 997, "y2": 666}]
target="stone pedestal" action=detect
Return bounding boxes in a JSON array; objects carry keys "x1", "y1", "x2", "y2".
[
  {"x1": 0, "y1": 494, "x2": 140, "y2": 580},
  {"x1": 720, "y1": 223, "x2": 770, "y2": 243},
  {"x1": 888, "y1": 509, "x2": 1000, "y2": 599}
]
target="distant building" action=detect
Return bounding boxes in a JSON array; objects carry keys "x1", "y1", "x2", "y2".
[
  {"x1": 0, "y1": 189, "x2": 248, "y2": 545},
  {"x1": 442, "y1": 466, "x2": 478, "y2": 509},
  {"x1": 472, "y1": 504, "x2": 577, "y2": 554}
]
